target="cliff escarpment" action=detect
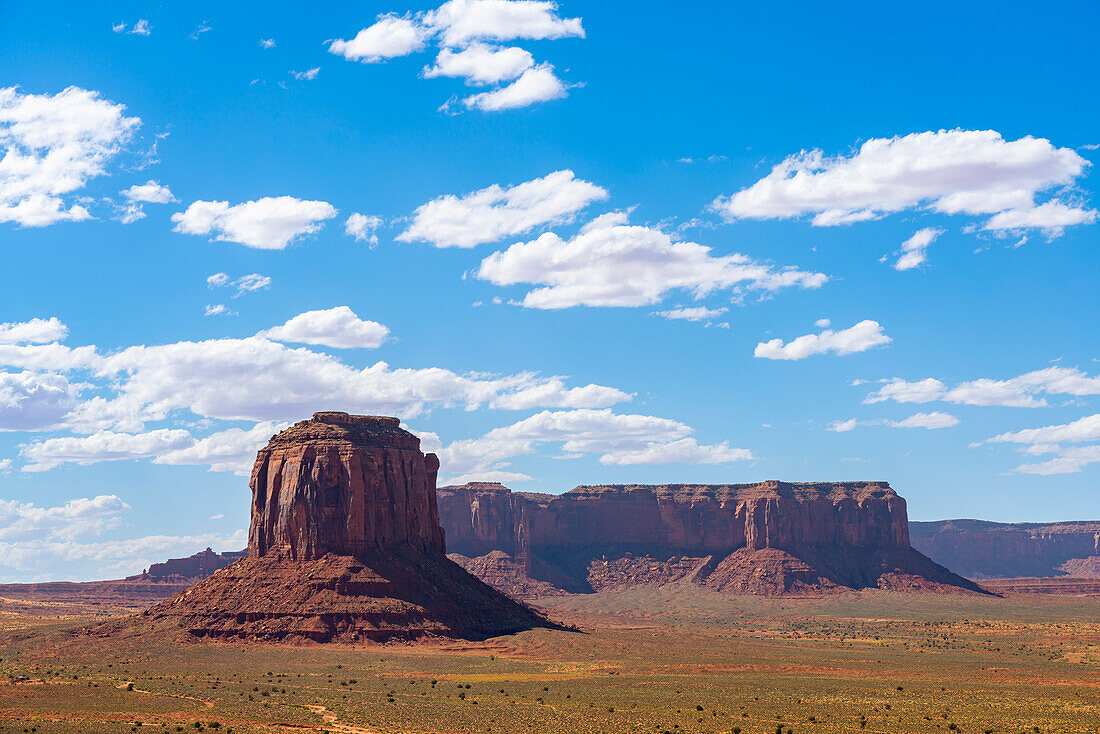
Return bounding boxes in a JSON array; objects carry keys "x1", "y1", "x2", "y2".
[
  {"x1": 910, "y1": 519, "x2": 1100, "y2": 579},
  {"x1": 439, "y1": 481, "x2": 984, "y2": 597}
]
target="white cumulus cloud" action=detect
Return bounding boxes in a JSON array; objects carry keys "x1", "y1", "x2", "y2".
[
  {"x1": 713, "y1": 129, "x2": 1094, "y2": 236},
  {"x1": 479, "y1": 211, "x2": 826, "y2": 309},
  {"x1": 655, "y1": 306, "x2": 729, "y2": 322},
  {"x1": 461, "y1": 63, "x2": 566, "y2": 111},
  {"x1": 345, "y1": 213, "x2": 383, "y2": 244},
  {"x1": 172, "y1": 196, "x2": 337, "y2": 249},
  {"x1": 399, "y1": 169, "x2": 606, "y2": 247},
  {"x1": 863, "y1": 366, "x2": 1100, "y2": 408},
  {"x1": 0, "y1": 371, "x2": 78, "y2": 431},
  {"x1": 892, "y1": 227, "x2": 942, "y2": 271},
  {"x1": 0, "y1": 317, "x2": 68, "y2": 345},
  {"x1": 425, "y1": 0, "x2": 584, "y2": 47},
  {"x1": 754, "y1": 320, "x2": 891, "y2": 360},
  {"x1": 0, "y1": 86, "x2": 140, "y2": 227},
  {"x1": 424, "y1": 43, "x2": 534, "y2": 85},
  {"x1": 20, "y1": 428, "x2": 194, "y2": 472},
  {"x1": 328, "y1": 14, "x2": 431, "y2": 62},
  {"x1": 260, "y1": 306, "x2": 391, "y2": 349}
]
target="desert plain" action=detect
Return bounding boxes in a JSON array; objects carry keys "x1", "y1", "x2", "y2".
[{"x1": 2, "y1": 585, "x2": 1098, "y2": 734}]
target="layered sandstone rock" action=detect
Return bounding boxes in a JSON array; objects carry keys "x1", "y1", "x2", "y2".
[
  {"x1": 910, "y1": 519, "x2": 1100, "y2": 579},
  {"x1": 439, "y1": 481, "x2": 983, "y2": 597},
  {"x1": 133, "y1": 548, "x2": 246, "y2": 582},
  {"x1": 120, "y1": 413, "x2": 550, "y2": 642}
]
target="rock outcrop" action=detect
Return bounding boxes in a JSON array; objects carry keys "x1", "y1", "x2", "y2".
[
  {"x1": 910, "y1": 519, "x2": 1100, "y2": 579},
  {"x1": 130, "y1": 548, "x2": 246, "y2": 583},
  {"x1": 124, "y1": 413, "x2": 550, "y2": 642},
  {"x1": 439, "y1": 481, "x2": 984, "y2": 597}
]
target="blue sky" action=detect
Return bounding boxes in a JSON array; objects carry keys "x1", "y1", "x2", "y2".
[{"x1": 2, "y1": 1, "x2": 1099, "y2": 581}]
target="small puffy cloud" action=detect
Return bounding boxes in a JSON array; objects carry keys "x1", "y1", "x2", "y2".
[
  {"x1": 814, "y1": 318, "x2": 831, "y2": 328},
  {"x1": 328, "y1": 14, "x2": 430, "y2": 62},
  {"x1": 330, "y1": 1, "x2": 584, "y2": 112},
  {"x1": 864, "y1": 366, "x2": 1100, "y2": 408},
  {"x1": 754, "y1": 320, "x2": 891, "y2": 360},
  {"x1": 0, "y1": 86, "x2": 140, "y2": 227},
  {"x1": 479, "y1": 212, "x2": 826, "y2": 309},
  {"x1": 20, "y1": 428, "x2": 194, "y2": 472},
  {"x1": 259, "y1": 38, "x2": 275, "y2": 49},
  {"x1": 0, "y1": 371, "x2": 78, "y2": 431},
  {"x1": 486, "y1": 376, "x2": 631, "y2": 410},
  {"x1": 827, "y1": 418, "x2": 859, "y2": 432},
  {"x1": 0, "y1": 317, "x2": 68, "y2": 345},
  {"x1": 889, "y1": 411, "x2": 960, "y2": 429},
  {"x1": 655, "y1": 306, "x2": 728, "y2": 322},
  {"x1": 461, "y1": 63, "x2": 566, "y2": 111},
  {"x1": 121, "y1": 180, "x2": 175, "y2": 204},
  {"x1": 129, "y1": 19, "x2": 151, "y2": 36},
  {"x1": 862, "y1": 377, "x2": 947, "y2": 405},
  {"x1": 828, "y1": 411, "x2": 959, "y2": 432},
  {"x1": 424, "y1": 43, "x2": 534, "y2": 85},
  {"x1": 424, "y1": 0, "x2": 584, "y2": 47},
  {"x1": 713, "y1": 129, "x2": 1094, "y2": 236},
  {"x1": 345, "y1": 213, "x2": 383, "y2": 244},
  {"x1": 892, "y1": 227, "x2": 942, "y2": 271},
  {"x1": 260, "y1": 306, "x2": 390, "y2": 349},
  {"x1": 399, "y1": 169, "x2": 606, "y2": 248},
  {"x1": 204, "y1": 304, "x2": 228, "y2": 317},
  {"x1": 171, "y1": 196, "x2": 337, "y2": 250},
  {"x1": 291, "y1": 68, "x2": 320, "y2": 81},
  {"x1": 207, "y1": 272, "x2": 271, "y2": 297},
  {"x1": 116, "y1": 180, "x2": 176, "y2": 224}
]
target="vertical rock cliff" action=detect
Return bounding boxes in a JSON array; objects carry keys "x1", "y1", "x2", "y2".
[
  {"x1": 910, "y1": 519, "x2": 1100, "y2": 579},
  {"x1": 123, "y1": 413, "x2": 551, "y2": 642},
  {"x1": 248, "y1": 412, "x2": 444, "y2": 559},
  {"x1": 439, "y1": 481, "x2": 984, "y2": 597}
]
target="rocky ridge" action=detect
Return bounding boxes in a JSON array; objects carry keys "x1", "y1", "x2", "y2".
[
  {"x1": 910, "y1": 519, "x2": 1100, "y2": 579},
  {"x1": 439, "y1": 481, "x2": 984, "y2": 597}
]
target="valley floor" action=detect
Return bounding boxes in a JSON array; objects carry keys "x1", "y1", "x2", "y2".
[{"x1": 1, "y1": 587, "x2": 1098, "y2": 733}]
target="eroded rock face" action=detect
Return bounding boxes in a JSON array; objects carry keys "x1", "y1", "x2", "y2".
[
  {"x1": 249, "y1": 412, "x2": 445, "y2": 559},
  {"x1": 120, "y1": 414, "x2": 550, "y2": 642},
  {"x1": 438, "y1": 481, "x2": 983, "y2": 597},
  {"x1": 910, "y1": 519, "x2": 1100, "y2": 579}
]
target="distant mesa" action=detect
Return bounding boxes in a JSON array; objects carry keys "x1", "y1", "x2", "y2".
[
  {"x1": 109, "y1": 412, "x2": 552, "y2": 642},
  {"x1": 910, "y1": 519, "x2": 1100, "y2": 580},
  {"x1": 438, "y1": 481, "x2": 987, "y2": 597},
  {"x1": 129, "y1": 548, "x2": 246, "y2": 583}
]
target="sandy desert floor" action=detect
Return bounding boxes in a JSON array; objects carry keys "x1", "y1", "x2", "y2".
[{"x1": 1, "y1": 586, "x2": 1098, "y2": 733}]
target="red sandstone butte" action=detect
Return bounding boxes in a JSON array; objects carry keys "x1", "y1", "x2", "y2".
[
  {"x1": 116, "y1": 413, "x2": 550, "y2": 642},
  {"x1": 438, "y1": 481, "x2": 986, "y2": 597}
]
